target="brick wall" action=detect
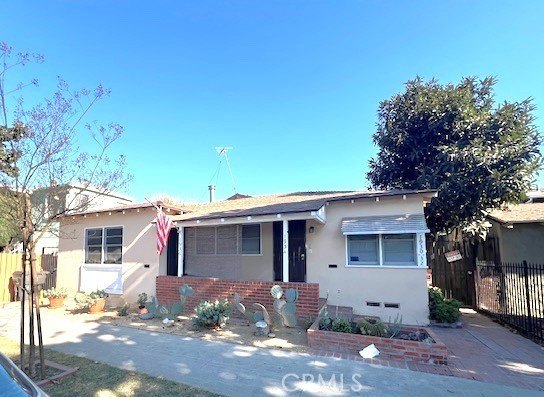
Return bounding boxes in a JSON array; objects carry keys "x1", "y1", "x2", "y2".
[
  {"x1": 156, "y1": 276, "x2": 320, "y2": 319},
  {"x1": 307, "y1": 319, "x2": 447, "y2": 365}
]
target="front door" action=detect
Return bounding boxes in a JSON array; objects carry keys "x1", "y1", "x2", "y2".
[
  {"x1": 289, "y1": 220, "x2": 306, "y2": 282},
  {"x1": 166, "y1": 228, "x2": 179, "y2": 276}
]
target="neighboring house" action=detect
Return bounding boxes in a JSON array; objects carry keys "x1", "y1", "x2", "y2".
[
  {"x1": 32, "y1": 184, "x2": 133, "y2": 255},
  {"x1": 57, "y1": 189, "x2": 436, "y2": 324},
  {"x1": 486, "y1": 203, "x2": 544, "y2": 264}
]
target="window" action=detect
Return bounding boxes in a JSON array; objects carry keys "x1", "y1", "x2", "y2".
[
  {"x1": 104, "y1": 227, "x2": 123, "y2": 264},
  {"x1": 85, "y1": 227, "x2": 123, "y2": 264},
  {"x1": 347, "y1": 233, "x2": 417, "y2": 267},
  {"x1": 382, "y1": 234, "x2": 416, "y2": 266},
  {"x1": 192, "y1": 224, "x2": 262, "y2": 255},
  {"x1": 85, "y1": 228, "x2": 103, "y2": 264},
  {"x1": 347, "y1": 235, "x2": 379, "y2": 265},
  {"x1": 216, "y1": 225, "x2": 237, "y2": 254},
  {"x1": 240, "y1": 224, "x2": 261, "y2": 254}
]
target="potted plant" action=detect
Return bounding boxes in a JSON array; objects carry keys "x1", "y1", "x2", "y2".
[
  {"x1": 76, "y1": 290, "x2": 108, "y2": 313},
  {"x1": 43, "y1": 288, "x2": 68, "y2": 309},
  {"x1": 137, "y1": 292, "x2": 148, "y2": 314}
]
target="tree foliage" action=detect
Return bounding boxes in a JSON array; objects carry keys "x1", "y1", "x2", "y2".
[{"x1": 367, "y1": 77, "x2": 542, "y2": 235}]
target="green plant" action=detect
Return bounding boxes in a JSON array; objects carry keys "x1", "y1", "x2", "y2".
[
  {"x1": 75, "y1": 290, "x2": 107, "y2": 307},
  {"x1": 387, "y1": 314, "x2": 403, "y2": 338},
  {"x1": 428, "y1": 286, "x2": 462, "y2": 323},
  {"x1": 319, "y1": 311, "x2": 333, "y2": 331},
  {"x1": 117, "y1": 303, "x2": 130, "y2": 316},
  {"x1": 331, "y1": 318, "x2": 352, "y2": 334},
  {"x1": 193, "y1": 299, "x2": 233, "y2": 328},
  {"x1": 137, "y1": 293, "x2": 148, "y2": 308},
  {"x1": 146, "y1": 297, "x2": 183, "y2": 320},
  {"x1": 42, "y1": 287, "x2": 68, "y2": 299},
  {"x1": 270, "y1": 285, "x2": 298, "y2": 328},
  {"x1": 357, "y1": 317, "x2": 388, "y2": 337},
  {"x1": 303, "y1": 316, "x2": 315, "y2": 330}
]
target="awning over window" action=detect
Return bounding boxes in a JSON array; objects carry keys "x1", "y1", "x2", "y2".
[{"x1": 341, "y1": 214, "x2": 429, "y2": 235}]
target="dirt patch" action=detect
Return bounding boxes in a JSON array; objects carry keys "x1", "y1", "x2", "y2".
[{"x1": 98, "y1": 312, "x2": 311, "y2": 353}]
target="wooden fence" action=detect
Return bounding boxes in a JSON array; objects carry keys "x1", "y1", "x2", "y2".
[{"x1": 0, "y1": 253, "x2": 57, "y2": 302}]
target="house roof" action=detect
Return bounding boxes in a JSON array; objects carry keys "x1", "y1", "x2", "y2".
[
  {"x1": 488, "y1": 203, "x2": 544, "y2": 224},
  {"x1": 172, "y1": 189, "x2": 436, "y2": 222},
  {"x1": 65, "y1": 200, "x2": 184, "y2": 216},
  {"x1": 341, "y1": 214, "x2": 429, "y2": 235}
]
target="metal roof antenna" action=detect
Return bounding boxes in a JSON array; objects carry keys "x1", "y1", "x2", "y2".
[{"x1": 215, "y1": 146, "x2": 237, "y2": 194}]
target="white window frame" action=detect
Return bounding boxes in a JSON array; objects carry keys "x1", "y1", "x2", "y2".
[
  {"x1": 345, "y1": 232, "x2": 420, "y2": 268},
  {"x1": 84, "y1": 226, "x2": 124, "y2": 265}
]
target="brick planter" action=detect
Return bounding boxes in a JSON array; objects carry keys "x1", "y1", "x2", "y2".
[
  {"x1": 156, "y1": 276, "x2": 320, "y2": 319},
  {"x1": 307, "y1": 317, "x2": 448, "y2": 365}
]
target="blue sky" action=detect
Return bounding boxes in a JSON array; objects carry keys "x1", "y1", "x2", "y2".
[{"x1": 2, "y1": 1, "x2": 544, "y2": 202}]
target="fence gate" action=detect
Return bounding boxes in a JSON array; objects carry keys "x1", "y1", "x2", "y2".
[
  {"x1": 40, "y1": 254, "x2": 58, "y2": 290},
  {"x1": 476, "y1": 261, "x2": 544, "y2": 345}
]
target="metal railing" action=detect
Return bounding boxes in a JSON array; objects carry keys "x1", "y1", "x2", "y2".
[{"x1": 476, "y1": 261, "x2": 544, "y2": 345}]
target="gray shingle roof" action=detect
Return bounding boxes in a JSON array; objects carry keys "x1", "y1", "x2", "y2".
[
  {"x1": 172, "y1": 190, "x2": 436, "y2": 222},
  {"x1": 341, "y1": 214, "x2": 429, "y2": 234}
]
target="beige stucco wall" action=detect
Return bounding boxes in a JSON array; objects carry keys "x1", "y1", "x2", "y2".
[
  {"x1": 184, "y1": 223, "x2": 274, "y2": 281},
  {"x1": 307, "y1": 195, "x2": 430, "y2": 325},
  {"x1": 489, "y1": 220, "x2": 544, "y2": 264},
  {"x1": 57, "y1": 207, "x2": 162, "y2": 304}
]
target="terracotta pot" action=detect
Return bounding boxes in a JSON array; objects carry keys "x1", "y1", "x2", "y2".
[
  {"x1": 88, "y1": 298, "x2": 106, "y2": 314},
  {"x1": 49, "y1": 296, "x2": 65, "y2": 309},
  {"x1": 138, "y1": 307, "x2": 148, "y2": 315}
]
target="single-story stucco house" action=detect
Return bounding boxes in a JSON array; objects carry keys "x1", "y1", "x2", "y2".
[
  {"x1": 57, "y1": 189, "x2": 437, "y2": 324},
  {"x1": 485, "y1": 202, "x2": 544, "y2": 264}
]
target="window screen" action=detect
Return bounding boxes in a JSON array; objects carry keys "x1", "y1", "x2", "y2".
[
  {"x1": 85, "y1": 228, "x2": 103, "y2": 264},
  {"x1": 216, "y1": 225, "x2": 237, "y2": 254},
  {"x1": 104, "y1": 227, "x2": 123, "y2": 264},
  {"x1": 347, "y1": 235, "x2": 379, "y2": 265},
  {"x1": 195, "y1": 227, "x2": 216, "y2": 255},
  {"x1": 382, "y1": 234, "x2": 416, "y2": 266},
  {"x1": 240, "y1": 224, "x2": 261, "y2": 254}
]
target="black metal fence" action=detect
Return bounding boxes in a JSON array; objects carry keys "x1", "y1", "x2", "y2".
[{"x1": 476, "y1": 261, "x2": 544, "y2": 345}]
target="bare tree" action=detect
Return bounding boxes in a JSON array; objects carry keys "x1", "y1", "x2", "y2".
[{"x1": 0, "y1": 42, "x2": 130, "y2": 378}]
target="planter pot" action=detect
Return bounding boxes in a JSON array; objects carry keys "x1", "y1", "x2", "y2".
[
  {"x1": 88, "y1": 298, "x2": 106, "y2": 314},
  {"x1": 48, "y1": 297, "x2": 66, "y2": 309},
  {"x1": 138, "y1": 307, "x2": 148, "y2": 315}
]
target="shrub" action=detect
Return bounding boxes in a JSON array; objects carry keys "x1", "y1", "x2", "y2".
[
  {"x1": 331, "y1": 318, "x2": 352, "y2": 333},
  {"x1": 428, "y1": 286, "x2": 462, "y2": 323},
  {"x1": 193, "y1": 299, "x2": 233, "y2": 328}
]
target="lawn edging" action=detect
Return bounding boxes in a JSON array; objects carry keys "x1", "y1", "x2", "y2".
[{"x1": 307, "y1": 315, "x2": 448, "y2": 365}]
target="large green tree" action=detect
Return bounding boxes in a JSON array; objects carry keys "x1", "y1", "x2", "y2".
[{"x1": 367, "y1": 77, "x2": 542, "y2": 235}]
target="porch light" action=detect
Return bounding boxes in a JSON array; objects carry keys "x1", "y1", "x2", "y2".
[{"x1": 309, "y1": 226, "x2": 315, "y2": 233}]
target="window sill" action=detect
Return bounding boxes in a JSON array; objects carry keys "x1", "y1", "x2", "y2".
[{"x1": 345, "y1": 264, "x2": 427, "y2": 269}]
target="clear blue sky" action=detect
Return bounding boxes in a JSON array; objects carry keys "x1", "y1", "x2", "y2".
[{"x1": 2, "y1": 0, "x2": 544, "y2": 202}]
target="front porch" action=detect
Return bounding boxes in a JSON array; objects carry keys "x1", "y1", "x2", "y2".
[
  {"x1": 164, "y1": 209, "x2": 325, "y2": 283},
  {"x1": 156, "y1": 275, "x2": 321, "y2": 318}
]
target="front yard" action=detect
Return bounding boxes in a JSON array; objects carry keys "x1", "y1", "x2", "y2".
[{"x1": 0, "y1": 335, "x2": 220, "y2": 397}]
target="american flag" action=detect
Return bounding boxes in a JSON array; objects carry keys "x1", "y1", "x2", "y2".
[{"x1": 156, "y1": 208, "x2": 174, "y2": 254}]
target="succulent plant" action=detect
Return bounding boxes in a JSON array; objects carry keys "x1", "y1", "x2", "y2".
[{"x1": 270, "y1": 285, "x2": 299, "y2": 328}]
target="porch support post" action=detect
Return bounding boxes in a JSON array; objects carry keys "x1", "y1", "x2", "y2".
[
  {"x1": 177, "y1": 226, "x2": 184, "y2": 277},
  {"x1": 282, "y1": 220, "x2": 289, "y2": 282}
]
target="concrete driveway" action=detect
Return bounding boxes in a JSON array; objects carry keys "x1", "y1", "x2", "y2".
[{"x1": 0, "y1": 304, "x2": 542, "y2": 397}]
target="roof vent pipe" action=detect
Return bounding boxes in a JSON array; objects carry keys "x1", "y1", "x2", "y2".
[{"x1": 208, "y1": 184, "x2": 215, "y2": 203}]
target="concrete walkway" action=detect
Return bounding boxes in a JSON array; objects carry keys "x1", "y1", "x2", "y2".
[{"x1": 0, "y1": 306, "x2": 543, "y2": 397}]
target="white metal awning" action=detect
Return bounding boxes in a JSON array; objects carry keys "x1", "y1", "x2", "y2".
[{"x1": 341, "y1": 214, "x2": 429, "y2": 235}]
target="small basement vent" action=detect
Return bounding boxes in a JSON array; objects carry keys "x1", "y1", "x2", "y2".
[
  {"x1": 384, "y1": 303, "x2": 400, "y2": 309},
  {"x1": 366, "y1": 301, "x2": 380, "y2": 307}
]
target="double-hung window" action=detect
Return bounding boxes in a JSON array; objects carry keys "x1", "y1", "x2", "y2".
[
  {"x1": 347, "y1": 233, "x2": 417, "y2": 267},
  {"x1": 85, "y1": 227, "x2": 123, "y2": 265},
  {"x1": 239, "y1": 224, "x2": 261, "y2": 255}
]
